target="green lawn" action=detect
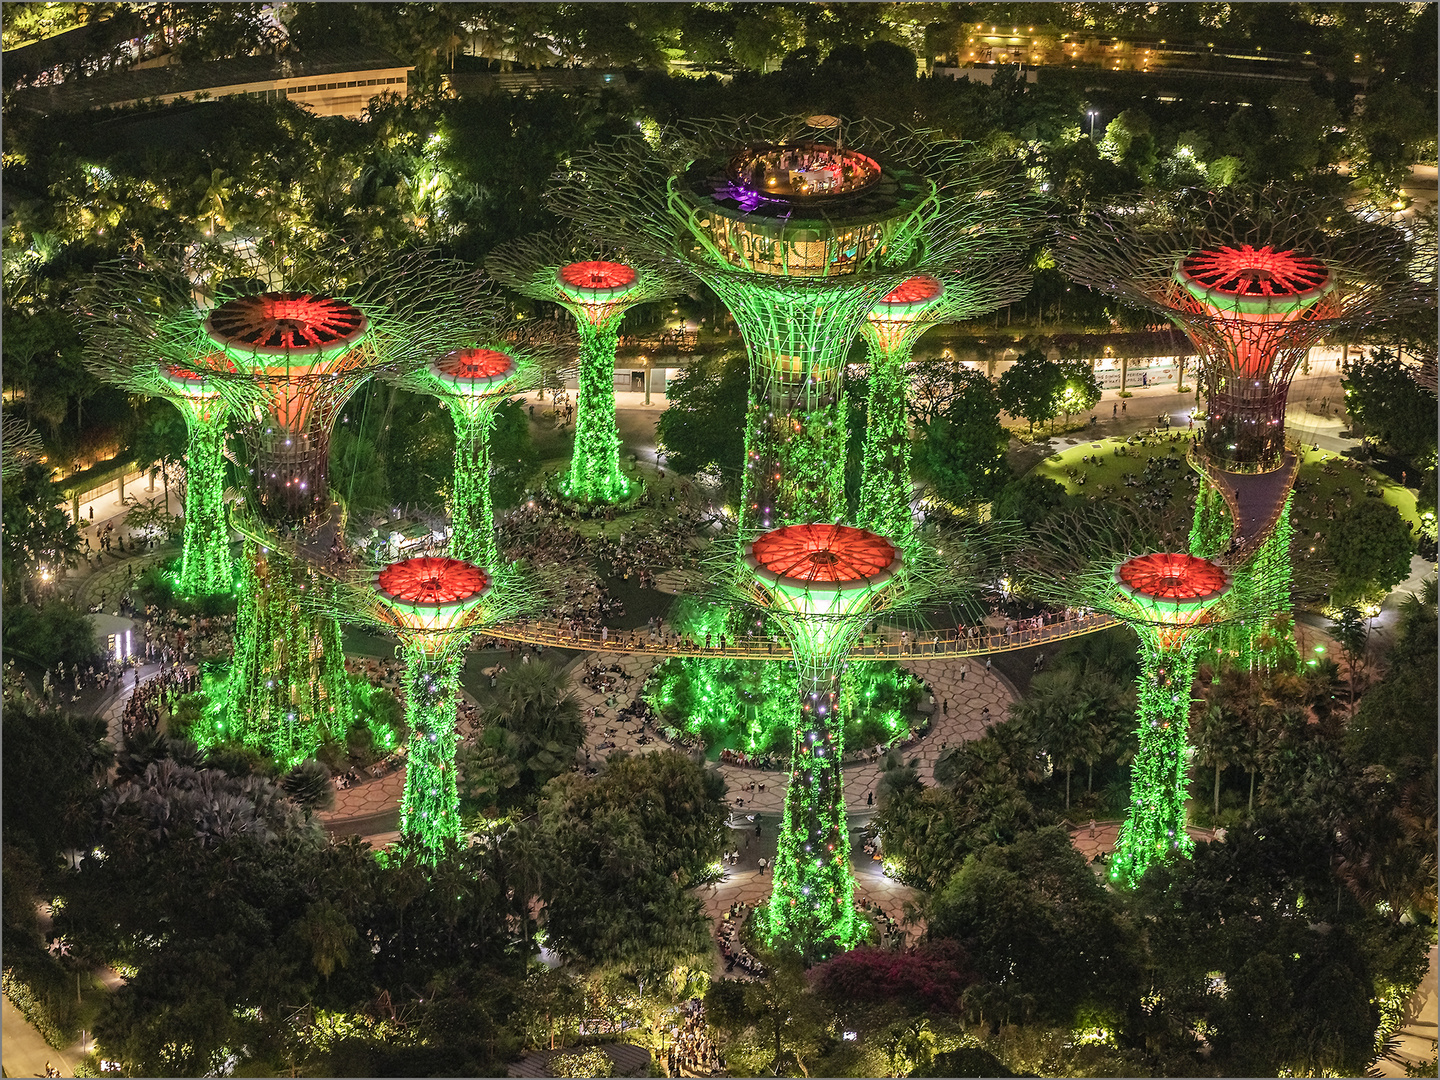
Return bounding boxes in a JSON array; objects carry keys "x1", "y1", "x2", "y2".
[
  {"x1": 1029, "y1": 436, "x2": 1425, "y2": 536},
  {"x1": 1031, "y1": 432, "x2": 1198, "y2": 515}
]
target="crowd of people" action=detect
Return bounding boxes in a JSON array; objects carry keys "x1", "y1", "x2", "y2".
[
  {"x1": 717, "y1": 902, "x2": 767, "y2": 980},
  {"x1": 665, "y1": 999, "x2": 723, "y2": 1077},
  {"x1": 120, "y1": 664, "x2": 197, "y2": 739}
]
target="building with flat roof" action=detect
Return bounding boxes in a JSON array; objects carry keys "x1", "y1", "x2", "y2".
[{"x1": 7, "y1": 45, "x2": 412, "y2": 118}]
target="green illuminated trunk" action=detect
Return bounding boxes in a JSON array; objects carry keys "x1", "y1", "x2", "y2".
[
  {"x1": 1109, "y1": 644, "x2": 1200, "y2": 887},
  {"x1": 176, "y1": 418, "x2": 234, "y2": 596},
  {"x1": 765, "y1": 669, "x2": 860, "y2": 959},
  {"x1": 856, "y1": 342, "x2": 912, "y2": 542},
  {"x1": 1188, "y1": 476, "x2": 1232, "y2": 559},
  {"x1": 449, "y1": 407, "x2": 498, "y2": 569},
  {"x1": 400, "y1": 646, "x2": 464, "y2": 860},
  {"x1": 562, "y1": 323, "x2": 632, "y2": 504},
  {"x1": 221, "y1": 538, "x2": 353, "y2": 768}
]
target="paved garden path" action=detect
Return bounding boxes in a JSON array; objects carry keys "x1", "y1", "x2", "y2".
[{"x1": 568, "y1": 652, "x2": 1018, "y2": 815}]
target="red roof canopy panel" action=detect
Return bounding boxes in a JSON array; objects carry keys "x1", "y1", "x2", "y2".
[
  {"x1": 377, "y1": 556, "x2": 489, "y2": 606},
  {"x1": 1117, "y1": 552, "x2": 1229, "y2": 602},
  {"x1": 558, "y1": 261, "x2": 637, "y2": 290},
  {"x1": 1180, "y1": 245, "x2": 1328, "y2": 299},
  {"x1": 879, "y1": 275, "x2": 943, "y2": 305},
  {"x1": 435, "y1": 348, "x2": 515, "y2": 380},
  {"x1": 206, "y1": 293, "x2": 367, "y2": 352},
  {"x1": 749, "y1": 523, "x2": 898, "y2": 585}
]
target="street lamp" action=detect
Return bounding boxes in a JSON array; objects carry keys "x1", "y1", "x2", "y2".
[{"x1": 1086, "y1": 109, "x2": 1099, "y2": 138}]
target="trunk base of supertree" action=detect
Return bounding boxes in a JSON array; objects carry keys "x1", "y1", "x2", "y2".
[
  {"x1": 564, "y1": 322, "x2": 633, "y2": 505},
  {"x1": 857, "y1": 348, "x2": 914, "y2": 544},
  {"x1": 217, "y1": 537, "x2": 354, "y2": 769},
  {"x1": 399, "y1": 649, "x2": 464, "y2": 860},
  {"x1": 175, "y1": 421, "x2": 234, "y2": 596},
  {"x1": 763, "y1": 678, "x2": 862, "y2": 961},
  {"x1": 1109, "y1": 646, "x2": 1200, "y2": 888}
]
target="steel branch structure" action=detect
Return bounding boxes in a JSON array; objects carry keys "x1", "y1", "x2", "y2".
[
  {"x1": 487, "y1": 231, "x2": 689, "y2": 505},
  {"x1": 80, "y1": 250, "x2": 491, "y2": 765},
  {"x1": 547, "y1": 115, "x2": 1034, "y2": 536},
  {"x1": 1053, "y1": 188, "x2": 1428, "y2": 667},
  {"x1": 737, "y1": 524, "x2": 901, "y2": 956},
  {"x1": 857, "y1": 267, "x2": 1031, "y2": 541},
  {"x1": 314, "y1": 556, "x2": 540, "y2": 860},
  {"x1": 385, "y1": 339, "x2": 556, "y2": 567},
  {"x1": 1018, "y1": 501, "x2": 1318, "y2": 886},
  {"x1": 1, "y1": 417, "x2": 47, "y2": 481},
  {"x1": 712, "y1": 519, "x2": 999, "y2": 956},
  {"x1": 80, "y1": 302, "x2": 237, "y2": 595},
  {"x1": 1054, "y1": 188, "x2": 1427, "y2": 500}
]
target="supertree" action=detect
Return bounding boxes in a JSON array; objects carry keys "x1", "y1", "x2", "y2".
[
  {"x1": 737, "y1": 523, "x2": 904, "y2": 956},
  {"x1": 79, "y1": 251, "x2": 489, "y2": 765},
  {"x1": 314, "y1": 555, "x2": 537, "y2": 859},
  {"x1": 546, "y1": 115, "x2": 1033, "y2": 536},
  {"x1": 385, "y1": 342, "x2": 553, "y2": 567},
  {"x1": 1053, "y1": 188, "x2": 1429, "y2": 663},
  {"x1": 80, "y1": 344, "x2": 237, "y2": 595},
  {"x1": 857, "y1": 267, "x2": 1030, "y2": 542},
  {"x1": 1017, "y1": 501, "x2": 1314, "y2": 886},
  {"x1": 486, "y1": 230, "x2": 689, "y2": 505}
]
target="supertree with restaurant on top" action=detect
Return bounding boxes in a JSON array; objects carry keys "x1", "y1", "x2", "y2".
[
  {"x1": 486, "y1": 230, "x2": 690, "y2": 505},
  {"x1": 79, "y1": 249, "x2": 493, "y2": 766},
  {"x1": 546, "y1": 115, "x2": 1035, "y2": 537}
]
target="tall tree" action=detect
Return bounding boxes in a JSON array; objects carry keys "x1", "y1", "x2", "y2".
[
  {"x1": 913, "y1": 367, "x2": 1010, "y2": 507},
  {"x1": 655, "y1": 350, "x2": 749, "y2": 487},
  {"x1": 996, "y1": 348, "x2": 1065, "y2": 433}
]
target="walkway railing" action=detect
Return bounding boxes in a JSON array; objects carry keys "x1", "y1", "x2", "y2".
[
  {"x1": 1189, "y1": 442, "x2": 1301, "y2": 564},
  {"x1": 477, "y1": 612, "x2": 1120, "y2": 661},
  {"x1": 229, "y1": 509, "x2": 1121, "y2": 662}
]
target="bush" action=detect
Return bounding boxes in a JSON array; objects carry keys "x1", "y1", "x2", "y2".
[
  {"x1": 134, "y1": 561, "x2": 236, "y2": 618},
  {"x1": 283, "y1": 759, "x2": 335, "y2": 813},
  {"x1": 551, "y1": 1047, "x2": 614, "y2": 1078},
  {"x1": 2, "y1": 598, "x2": 103, "y2": 669},
  {"x1": 2, "y1": 963, "x2": 79, "y2": 1049}
]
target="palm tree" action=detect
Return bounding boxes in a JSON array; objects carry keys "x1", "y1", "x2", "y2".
[
  {"x1": 1192, "y1": 698, "x2": 1243, "y2": 817},
  {"x1": 1010, "y1": 668, "x2": 1102, "y2": 810},
  {"x1": 192, "y1": 168, "x2": 234, "y2": 236},
  {"x1": 484, "y1": 660, "x2": 585, "y2": 779}
]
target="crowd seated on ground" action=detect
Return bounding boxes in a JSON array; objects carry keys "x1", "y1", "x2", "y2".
[{"x1": 718, "y1": 902, "x2": 767, "y2": 980}]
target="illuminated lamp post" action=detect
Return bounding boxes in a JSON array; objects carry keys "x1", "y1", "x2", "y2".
[
  {"x1": 390, "y1": 345, "x2": 538, "y2": 567},
  {"x1": 741, "y1": 523, "x2": 902, "y2": 957},
  {"x1": 372, "y1": 556, "x2": 493, "y2": 859},
  {"x1": 546, "y1": 116, "x2": 1034, "y2": 535},
  {"x1": 487, "y1": 232, "x2": 689, "y2": 505},
  {"x1": 857, "y1": 268, "x2": 1030, "y2": 541}
]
